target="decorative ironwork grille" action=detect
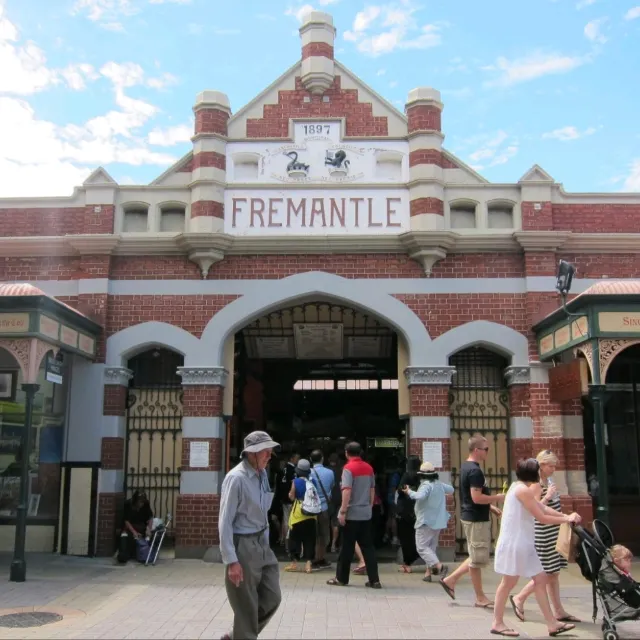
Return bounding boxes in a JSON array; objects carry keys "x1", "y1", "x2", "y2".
[
  {"x1": 449, "y1": 346, "x2": 511, "y2": 555},
  {"x1": 125, "y1": 349, "x2": 183, "y2": 534}
]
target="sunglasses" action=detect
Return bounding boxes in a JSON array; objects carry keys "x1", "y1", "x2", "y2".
[{"x1": 476, "y1": 447, "x2": 489, "y2": 452}]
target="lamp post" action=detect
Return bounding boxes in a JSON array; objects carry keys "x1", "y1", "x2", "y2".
[
  {"x1": 9, "y1": 383, "x2": 40, "y2": 583},
  {"x1": 555, "y1": 259, "x2": 610, "y2": 525}
]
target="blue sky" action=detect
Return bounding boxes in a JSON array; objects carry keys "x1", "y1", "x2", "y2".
[{"x1": 1, "y1": 0, "x2": 639, "y2": 198}]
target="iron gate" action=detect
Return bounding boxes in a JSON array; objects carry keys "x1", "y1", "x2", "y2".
[
  {"x1": 125, "y1": 349, "x2": 183, "y2": 530},
  {"x1": 449, "y1": 346, "x2": 511, "y2": 555}
]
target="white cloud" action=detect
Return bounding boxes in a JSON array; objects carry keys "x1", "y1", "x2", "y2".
[
  {"x1": 285, "y1": 4, "x2": 315, "y2": 22},
  {"x1": 462, "y1": 130, "x2": 518, "y2": 170},
  {"x1": 72, "y1": 0, "x2": 191, "y2": 28},
  {"x1": 376, "y1": 68, "x2": 386, "y2": 76},
  {"x1": 146, "y1": 71, "x2": 178, "y2": 89},
  {"x1": 0, "y1": 6, "x2": 180, "y2": 197},
  {"x1": 584, "y1": 17, "x2": 608, "y2": 43},
  {"x1": 318, "y1": 0, "x2": 340, "y2": 4},
  {"x1": 147, "y1": 123, "x2": 192, "y2": 146},
  {"x1": 542, "y1": 125, "x2": 597, "y2": 141},
  {"x1": 576, "y1": 0, "x2": 597, "y2": 8},
  {"x1": 622, "y1": 159, "x2": 640, "y2": 191},
  {"x1": 343, "y1": 3, "x2": 443, "y2": 57},
  {"x1": 624, "y1": 6, "x2": 640, "y2": 20},
  {"x1": 483, "y1": 51, "x2": 589, "y2": 87}
]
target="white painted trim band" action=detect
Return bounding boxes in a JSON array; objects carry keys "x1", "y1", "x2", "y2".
[
  {"x1": 410, "y1": 416, "x2": 450, "y2": 439},
  {"x1": 183, "y1": 417, "x2": 224, "y2": 438},
  {"x1": 180, "y1": 471, "x2": 220, "y2": 494}
]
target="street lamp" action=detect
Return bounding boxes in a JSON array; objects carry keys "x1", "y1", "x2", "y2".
[
  {"x1": 555, "y1": 259, "x2": 610, "y2": 525},
  {"x1": 9, "y1": 382, "x2": 40, "y2": 582}
]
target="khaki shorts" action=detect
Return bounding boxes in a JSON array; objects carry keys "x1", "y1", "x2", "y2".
[
  {"x1": 462, "y1": 520, "x2": 491, "y2": 568},
  {"x1": 316, "y1": 510, "x2": 331, "y2": 547}
]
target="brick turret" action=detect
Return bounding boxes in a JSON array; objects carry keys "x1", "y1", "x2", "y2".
[{"x1": 299, "y1": 11, "x2": 336, "y2": 95}]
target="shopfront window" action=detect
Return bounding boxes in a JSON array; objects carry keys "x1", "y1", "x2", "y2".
[{"x1": 0, "y1": 350, "x2": 68, "y2": 522}]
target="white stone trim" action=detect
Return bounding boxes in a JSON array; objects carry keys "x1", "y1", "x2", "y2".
[
  {"x1": 530, "y1": 361, "x2": 552, "y2": 384},
  {"x1": 101, "y1": 415, "x2": 126, "y2": 438},
  {"x1": 177, "y1": 366, "x2": 228, "y2": 386},
  {"x1": 566, "y1": 470, "x2": 588, "y2": 495},
  {"x1": 78, "y1": 278, "x2": 109, "y2": 295},
  {"x1": 410, "y1": 416, "x2": 449, "y2": 438},
  {"x1": 510, "y1": 416, "x2": 533, "y2": 439},
  {"x1": 199, "y1": 271, "x2": 432, "y2": 366},
  {"x1": 505, "y1": 365, "x2": 530, "y2": 386},
  {"x1": 98, "y1": 469, "x2": 124, "y2": 493},
  {"x1": 183, "y1": 416, "x2": 225, "y2": 438},
  {"x1": 563, "y1": 415, "x2": 584, "y2": 439},
  {"x1": 180, "y1": 471, "x2": 221, "y2": 494},
  {"x1": 405, "y1": 366, "x2": 455, "y2": 385},
  {"x1": 429, "y1": 320, "x2": 530, "y2": 367},
  {"x1": 106, "y1": 321, "x2": 200, "y2": 366},
  {"x1": 104, "y1": 366, "x2": 133, "y2": 386}
]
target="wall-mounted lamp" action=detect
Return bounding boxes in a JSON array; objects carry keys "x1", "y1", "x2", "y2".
[{"x1": 556, "y1": 259, "x2": 581, "y2": 318}]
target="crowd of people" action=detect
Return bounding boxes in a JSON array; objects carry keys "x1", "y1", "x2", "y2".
[{"x1": 216, "y1": 429, "x2": 614, "y2": 640}]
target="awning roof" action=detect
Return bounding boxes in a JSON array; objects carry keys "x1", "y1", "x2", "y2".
[
  {"x1": 0, "y1": 283, "x2": 93, "y2": 321},
  {"x1": 533, "y1": 279, "x2": 640, "y2": 332}
]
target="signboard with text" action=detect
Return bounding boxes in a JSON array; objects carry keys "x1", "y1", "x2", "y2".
[{"x1": 224, "y1": 189, "x2": 409, "y2": 236}]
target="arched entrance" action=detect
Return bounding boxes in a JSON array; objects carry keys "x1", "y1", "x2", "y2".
[
  {"x1": 584, "y1": 343, "x2": 640, "y2": 552},
  {"x1": 230, "y1": 299, "x2": 405, "y2": 556},
  {"x1": 448, "y1": 346, "x2": 511, "y2": 554},
  {"x1": 124, "y1": 347, "x2": 184, "y2": 542}
]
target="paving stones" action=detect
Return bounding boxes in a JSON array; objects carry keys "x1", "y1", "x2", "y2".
[{"x1": 0, "y1": 554, "x2": 636, "y2": 639}]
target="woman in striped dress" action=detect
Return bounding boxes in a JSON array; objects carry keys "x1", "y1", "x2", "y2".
[{"x1": 509, "y1": 450, "x2": 581, "y2": 624}]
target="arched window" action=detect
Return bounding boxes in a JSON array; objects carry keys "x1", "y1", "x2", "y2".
[
  {"x1": 449, "y1": 200, "x2": 477, "y2": 229},
  {"x1": 159, "y1": 203, "x2": 186, "y2": 232},
  {"x1": 487, "y1": 200, "x2": 515, "y2": 229},
  {"x1": 122, "y1": 202, "x2": 149, "y2": 232}
]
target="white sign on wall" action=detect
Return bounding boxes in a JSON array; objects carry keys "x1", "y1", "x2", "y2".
[
  {"x1": 224, "y1": 188, "x2": 409, "y2": 236},
  {"x1": 227, "y1": 120, "x2": 409, "y2": 186},
  {"x1": 421, "y1": 441, "x2": 443, "y2": 470}
]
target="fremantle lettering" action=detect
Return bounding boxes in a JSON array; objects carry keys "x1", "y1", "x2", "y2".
[{"x1": 231, "y1": 196, "x2": 403, "y2": 229}]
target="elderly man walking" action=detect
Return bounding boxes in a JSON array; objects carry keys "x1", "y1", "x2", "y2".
[{"x1": 219, "y1": 431, "x2": 282, "y2": 640}]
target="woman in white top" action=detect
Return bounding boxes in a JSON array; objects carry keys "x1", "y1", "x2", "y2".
[{"x1": 491, "y1": 458, "x2": 581, "y2": 638}]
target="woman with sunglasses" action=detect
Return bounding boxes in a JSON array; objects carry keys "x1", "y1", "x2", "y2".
[{"x1": 510, "y1": 450, "x2": 580, "y2": 626}]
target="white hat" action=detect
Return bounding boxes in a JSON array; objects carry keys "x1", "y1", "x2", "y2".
[
  {"x1": 241, "y1": 431, "x2": 280, "y2": 455},
  {"x1": 418, "y1": 461, "x2": 437, "y2": 475}
]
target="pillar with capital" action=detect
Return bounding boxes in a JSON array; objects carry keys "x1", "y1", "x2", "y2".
[
  {"x1": 405, "y1": 365, "x2": 456, "y2": 560},
  {"x1": 175, "y1": 366, "x2": 228, "y2": 560}
]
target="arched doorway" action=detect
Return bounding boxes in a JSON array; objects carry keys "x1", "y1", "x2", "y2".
[
  {"x1": 124, "y1": 347, "x2": 184, "y2": 540},
  {"x1": 230, "y1": 300, "x2": 404, "y2": 556},
  {"x1": 584, "y1": 343, "x2": 640, "y2": 552},
  {"x1": 448, "y1": 346, "x2": 511, "y2": 554}
]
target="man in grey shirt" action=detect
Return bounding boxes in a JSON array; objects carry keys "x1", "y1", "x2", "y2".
[{"x1": 219, "y1": 431, "x2": 281, "y2": 640}]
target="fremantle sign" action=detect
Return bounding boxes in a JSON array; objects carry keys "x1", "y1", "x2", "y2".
[{"x1": 224, "y1": 189, "x2": 409, "y2": 236}]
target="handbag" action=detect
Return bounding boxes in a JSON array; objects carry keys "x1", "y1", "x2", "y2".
[{"x1": 555, "y1": 522, "x2": 578, "y2": 562}]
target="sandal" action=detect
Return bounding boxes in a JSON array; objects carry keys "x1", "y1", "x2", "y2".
[
  {"x1": 490, "y1": 629, "x2": 519, "y2": 637},
  {"x1": 284, "y1": 563, "x2": 298, "y2": 572},
  {"x1": 549, "y1": 623, "x2": 575, "y2": 637},
  {"x1": 365, "y1": 581, "x2": 382, "y2": 589},
  {"x1": 422, "y1": 574, "x2": 432, "y2": 583},
  {"x1": 474, "y1": 601, "x2": 494, "y2": 609},
  {"x1": 439, "y1": 578, "x2": 455, "y2": 600},
  {"x1": 326, "y1": 578, "x2": 346, "y2": 586},
  {"x1": 509, "y1": 595, "x2": 525, "y2": 622},
  {"x1": 556, "y1": 614, "x2": 580, "y2": 623},
  {"x1": 352, "y1": 566, "x2": 366, "y2": 575},
  {"x1": 398, "y1": 565, "x2": 412, "y2": 574}
]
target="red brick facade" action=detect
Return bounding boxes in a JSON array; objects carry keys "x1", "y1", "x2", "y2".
[
  {"x1": 192, "y1": 151, "x2": 226, "y2": 170},
  {"x1": 301, "y1": 42, "x2": 333, "y2": 60},
  {"x1": 406, "y1": 105, "x2": 442, "y2": 132},
  {"x1": 409, "y1": 197, "x2": 444, "y2": 217},
  {"x1": 175, "y1": 494, "x2": 221, "y2": 551},
  {"x1": 194, "y1": 109, "x2": 229, "y2": 136},
  {"x1": 101, "y1": 437, "x2": 125, "y2": 470},
  {"x1": 190, "y1": 201, "x2": 224, "y2": 219},
  {"x1": 246, "y1": 77, "x2": 388, "y2": 138},
  {"x1": 181, "y1": 438, "x2": 223, "y2": 471},
  {"x1": 408, "y1": 150, "x2": 458, "y2": 169}
]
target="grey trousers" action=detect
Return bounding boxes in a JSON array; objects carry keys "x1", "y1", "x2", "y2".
[
  {"x1": 415, "y1": 524, "x2": 441, "y2": 568},
  {"x1": 225, "y1": 532, "x2": 281, "y2": 640}
]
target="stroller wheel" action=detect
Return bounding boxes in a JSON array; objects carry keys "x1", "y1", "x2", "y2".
[{"x1": 602, "y1": 629, "x2": 618, "y2": 640}]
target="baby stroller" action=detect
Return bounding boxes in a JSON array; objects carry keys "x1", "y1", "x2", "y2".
[
  {"x1": 143, "y1": 513, "x2": 172, "y2": 566},
  {"x1": 573, "y1": 520, "x2": 640, "y2": 640}
]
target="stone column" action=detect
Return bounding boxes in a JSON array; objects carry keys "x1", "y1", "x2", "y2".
[
  {"x1": 506, "y1": 365, "x2": 534, "y2": 473},
  {"x1": 405, "y1": 366, "x2": 456, "y2": 560},
  {"x1": 189, "y1": 91, "x2": 230, "y2": 235},
  {"x1": 96, "y1": 366, "x2": 132, "y2": 556},
  {"x1": 175, "y1": 366, "x2": 228, "y2": 560},
  {"x1": 406, "y1": 88, "x2": 446, "y2": 232}
]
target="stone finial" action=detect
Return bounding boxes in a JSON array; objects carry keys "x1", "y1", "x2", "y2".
[
  {"x1": 406, "y1": 87, "x2": 443, "y2": 108},
  {"x1": 299, "y1": 11, "x2": 336, "y2": 94},
  {"x1": 406, "y1": 87, "x2": 443, "y2": 133},
  {"x1": 194, "y1": 90, "x2": 231, "y2": 113}
]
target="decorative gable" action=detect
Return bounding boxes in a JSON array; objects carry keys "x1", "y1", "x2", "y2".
[
  {"x1": 83, "y1": 167, "x2": 116, "y2": 186},
  {"x1": 519, "y1": 164, "x2": 555, "y2": 183}
]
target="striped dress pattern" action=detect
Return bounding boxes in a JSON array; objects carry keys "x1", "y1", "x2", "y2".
[{"x1": 534, "y1": 480, "x2": 568, "y2": 574}]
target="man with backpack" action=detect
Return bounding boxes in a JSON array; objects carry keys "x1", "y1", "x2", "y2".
[{"x1": 310, "y1": 450, "x2": 335, "y2": 569}]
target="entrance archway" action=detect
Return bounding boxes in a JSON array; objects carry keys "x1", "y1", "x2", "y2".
[
  {"x1": 231, "y1": 297, "x2": 406, "y2": 558},
  {"x1": 198, "y1": 271, "x2": 431, "y2": 368}
]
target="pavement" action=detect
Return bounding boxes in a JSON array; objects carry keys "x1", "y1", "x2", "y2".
[{"x1": 0, "y1": 552, "x2": 638, "y2": 640}]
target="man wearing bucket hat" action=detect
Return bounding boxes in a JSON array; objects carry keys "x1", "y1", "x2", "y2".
[{"x1": 219, "y1": 431, "x2": 281, "y2": 640}]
